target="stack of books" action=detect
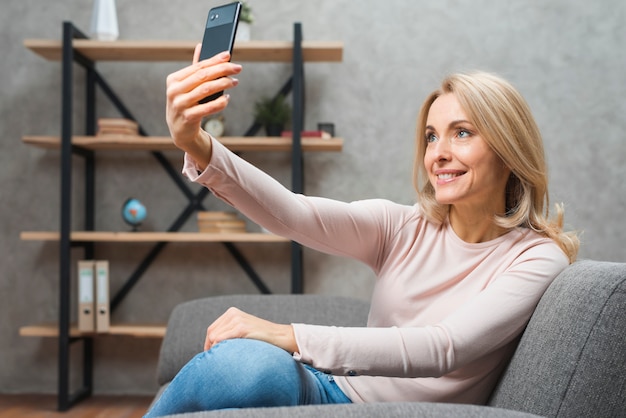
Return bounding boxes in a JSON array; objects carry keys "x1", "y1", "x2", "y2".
[
  {"x1": 197, "y1": 211, "x2": 246, "y2": 233},
  {"x1": 97, "y1": 118, "x2": 139, "y2": 136},
  {"x1": 280, "y1": 130, "x2": 332, "y2": 139}
]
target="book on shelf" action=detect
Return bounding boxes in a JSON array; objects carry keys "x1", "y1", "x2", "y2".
[
  {"x1": 280, "y1": 130, "x2": 332, "y2": 139},
  {"x1": 97, "y1": 118, "x2": 139, "y2": 136},
  {"x1": 197, "y1": 211, "x2": 246, "y2": 233},
  {"x1": 197, "y1": 211, "x2": 239, "y2": 221}
]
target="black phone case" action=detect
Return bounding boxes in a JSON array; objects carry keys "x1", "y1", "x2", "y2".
[{"x1": 199, "y1": 1, "x2": 241, "y2": 103}]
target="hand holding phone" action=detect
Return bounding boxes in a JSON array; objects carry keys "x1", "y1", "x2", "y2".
[{"x1": 199, "y1": 1, "x2": 242, "y2": 103}]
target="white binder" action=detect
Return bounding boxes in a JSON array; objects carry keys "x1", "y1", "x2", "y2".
[
  {"x1": 95, "y1": 260, "x2": 110, "y2": 333},
  {"x1": 77, "y1": 260, "x2": 95, "y2": 332}
]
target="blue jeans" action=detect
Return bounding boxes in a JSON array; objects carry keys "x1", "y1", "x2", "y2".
[{"x1": 144, "y1": 339, "x2": 351, "y2": 416}]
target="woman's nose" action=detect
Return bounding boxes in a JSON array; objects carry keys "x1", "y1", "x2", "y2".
[{"x1": 432, "y1": 138, "x2": 452, "y2": 161}]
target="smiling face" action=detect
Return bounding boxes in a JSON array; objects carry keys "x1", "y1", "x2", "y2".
[{"x1": 423, "y1": 93, "x2": 511, "y2": 216}]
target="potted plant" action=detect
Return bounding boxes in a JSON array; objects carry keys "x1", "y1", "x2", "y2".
[
  {"x1": 253, "y1": 94, "x2": 291, "y2": 136},
  {"x1": 236, "y1": 1, "x2": 253, "y2": 41}
]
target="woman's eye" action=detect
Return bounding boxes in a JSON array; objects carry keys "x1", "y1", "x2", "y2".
[
  {"x1": 425, "y1": 133, "x2": 438, "y2": 143},
  {"x1": 457, "y1": 129, "x2": 471, "y2": 139}
]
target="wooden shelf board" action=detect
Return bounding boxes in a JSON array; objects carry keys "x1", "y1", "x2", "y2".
[
  {"x1": 21, "y1": 135, "x2": 343, "y2": 152},
  {"x1": 23, "y1": 39, "x2": 343, "y2": 62},
  {"x1": 20, "y1": 231, "x2": 290, "y2": 243},
  {"x1": 19, "y1": 323, "x2": 165, "y2": 338}
]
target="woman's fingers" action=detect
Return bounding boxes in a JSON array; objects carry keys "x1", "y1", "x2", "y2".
[
  {"x1": 168, "y1": 46, "x2": 229, "y2": 83},
  {"x1": 204, "y1": 308, "x2": 240, "y2": 350},
  {"x1": 204, "y1": 308, "x2": 264, "y2": 350},
  {"x1": 165, "y1": 49, "x2": 241, "y2": 147},
  {"x1": 203, "y1": 308, "x2": 298, "y2": 354},
  {"x1": 167, "y1": 64, "x2": 241, "y2": 120},
  {"x1": 167, "y1": 61, "x2": 240, "y2": 105},
  {"x1": 192, "y1": 43, "x2": 202, "y2": 64}
]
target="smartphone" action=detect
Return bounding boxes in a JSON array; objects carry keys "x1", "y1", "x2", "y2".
[{"x1": 199, "y1": 1, "x2": 242, "y2": 103}]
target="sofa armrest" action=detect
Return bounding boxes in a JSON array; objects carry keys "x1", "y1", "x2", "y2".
[
  {"x1": 156, "y1": 294, "x2": 370, "y2": 385},
  {"x1": 489, "y1": 259, "x2": 626, "y2": 417}
]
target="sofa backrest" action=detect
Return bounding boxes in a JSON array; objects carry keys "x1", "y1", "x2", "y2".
[
  {"x1": 488, "y1": 260, "x2": 626, "y2": 417},
  {"x1": 156, "y1": 294, "x2": 370, "y2": 385}
]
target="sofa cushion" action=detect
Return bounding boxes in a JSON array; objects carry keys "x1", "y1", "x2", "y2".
[
  {"x1": 162, "y1": 402, "x2": 542, "y2": 418},
  {"x1": 488, "y1": 260, "x2": 626, "y2": 417},
  {"x1": 156, "y1": 294, "x2": 370, "y2": 385}
]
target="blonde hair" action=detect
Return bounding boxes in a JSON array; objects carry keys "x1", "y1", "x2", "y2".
[{"x1": 413, "y1": 72, "x2": 579, "y2": 262}]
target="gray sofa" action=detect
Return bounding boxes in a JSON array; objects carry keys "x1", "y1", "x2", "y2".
[{"x1": 153, "y1": 260, "x2": 626, "y2": 417}]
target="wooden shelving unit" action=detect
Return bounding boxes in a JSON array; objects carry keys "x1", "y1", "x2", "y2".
[
  {"x1": 20, "y1": 324, "x2": 166, "y2": 338},
  {"x1": 20, "y1": 231, "x2": 289, "y2": 243},
  {"x1": 22, "y1": 135, "x2": 343, "y2": 152},
  {"x1": 23, "y1": 39, "x2": 343, "y2": 62},
  {"x1": 21, "y1": 22, "x2": 342, "y2": 411}
]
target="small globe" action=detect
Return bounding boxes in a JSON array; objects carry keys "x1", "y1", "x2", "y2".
[{"x1": 122, "y1": 198, "x2": 147, "y2": 230}]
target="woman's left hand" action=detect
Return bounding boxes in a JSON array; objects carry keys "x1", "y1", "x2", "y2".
[{"x1": 204, "y1": 307, "x2": 299, "y2": 354}]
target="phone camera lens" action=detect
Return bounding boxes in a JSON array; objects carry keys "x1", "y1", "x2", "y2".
[{"x1": 210, "y1": 14, "x2": 216, "y2": 20}]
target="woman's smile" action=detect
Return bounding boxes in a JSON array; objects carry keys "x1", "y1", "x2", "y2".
[{"x1": 435, "y1": 169, "x2": 466, "y2": 184}]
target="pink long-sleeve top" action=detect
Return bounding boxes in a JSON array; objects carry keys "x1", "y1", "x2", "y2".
[{"x1": 183, "y1": 137, "x2": 569, "y2": 405}]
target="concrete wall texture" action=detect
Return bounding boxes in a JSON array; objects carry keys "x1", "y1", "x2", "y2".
[{"x1": 1, "y1": 0, "x2": 624, "y2": 395}]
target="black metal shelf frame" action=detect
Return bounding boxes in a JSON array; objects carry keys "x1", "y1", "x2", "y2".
[{"x1": 55, "y1": 21, "x2": 306, "y2": 411}]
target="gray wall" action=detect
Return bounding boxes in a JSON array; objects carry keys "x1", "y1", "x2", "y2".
[{"x1": 1, "y1": 0, "x2": 624, "y2": 395}]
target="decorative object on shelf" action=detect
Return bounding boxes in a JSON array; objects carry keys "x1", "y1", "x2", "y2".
[
  {"x1": 236, "y1": 1, "x2": 253, "y2": 42},
  {"x1": 121, "y1": 198, "x2": 147, "y2": 231},
  {"x1": 97, "y1": 118, "x2": 138, "y2": 136},
  {"x1": 203, "y1": 114, "x2": 226, "y2": 137},
  {"x1": 197, "y1": 211, "x2": 246, "y2": 233},
  {"x1": 281, "y1": 130, "x2": 332, "y2": 139},
  {"x1": 254, "y1": 94, "x2": 291, "y2": 136},
  {"x1": 317, "y1": 122, "x2": 335, "y2": 137},
  {"x1": 90, "y1": 0, "x2": 119, "y2": 41}
]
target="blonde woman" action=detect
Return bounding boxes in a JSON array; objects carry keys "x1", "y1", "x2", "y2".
[
  {"x1": 415, "y1": 72, "x2": 578, "y2": 260},
  {"x1": 145, "y1": 47, "x2": 579, "y2": 416}
]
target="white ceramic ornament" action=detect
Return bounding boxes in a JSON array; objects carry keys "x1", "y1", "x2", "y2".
[{"x1": 90, "y1": 0, "x2": 119, "y2": 41}]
